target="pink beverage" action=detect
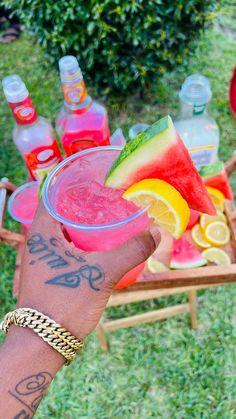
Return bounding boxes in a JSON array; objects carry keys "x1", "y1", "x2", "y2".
[
  {"x1": 56, "y1": 56, "x2": 110, "y2": 156},
  {"x1": 8, "y1": 181, "x2": 39, "y2": 230},
  {"x1": 43, "y1": 147, "x2": 150, "y2": 288},
  {"x1": 2, "y1": 75, "x2": 62, "y2": 181}
]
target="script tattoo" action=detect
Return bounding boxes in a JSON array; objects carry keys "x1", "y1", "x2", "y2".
[
  {"x1": 9, "y1": 371, "x2": 52, "y2": 416},
  {"x1": 13, "y1": 409, "x2": 31, "y2": 419},
  {"x1": 46, "y1": 264, "x2": 105, "y2": 291},
  {"x1": 27, "y1": 234, "x2": 68, "y2": 269},
  {"x1": 65, "y1": 250, "x2": 86, "y2": 263}
]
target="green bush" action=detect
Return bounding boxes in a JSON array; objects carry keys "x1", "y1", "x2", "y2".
[{"x1": 3, "y1": 0, "x2": 218, "y2": 94}]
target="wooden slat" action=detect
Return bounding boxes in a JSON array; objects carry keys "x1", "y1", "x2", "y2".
[
  {"x1": 108, "y1": 284, "x2": 220, "y2": 307},
  {"x1": 117, "y1": 264, "x2": 236, "y2": 292},
  {"x1": 103, "y1": 303, "x2": 190, "y2": 332},
  {"x1": 0, "y1": 178, "x2": 8, "y2": 228},
  {"x1": 188, "y1": 290, "x2": 197, "y2": 329},
  {"x1": 225, "y1": 154, "x2": 236, "y2": 177}
]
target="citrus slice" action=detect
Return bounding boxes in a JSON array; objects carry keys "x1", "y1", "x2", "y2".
[
  {"x1": 206, "y1": 186, "x2": 225, "y2": 212},
  {"x1": 204, "y1": 221, "x2": 230, "y2": 246},
  {"x1": 202, "y1": 247, "x2": 231, "y2": 265},
  {"x1": 200, "y1": 212, "x2": 227, "y2": 229},
  {"x1": 122, "y1": 179, "x2": 190, "y2": 238},
  {"x1": 191, "y1": 224, "x2": 211, "y2": 248},
  {"x1": 147, "y1": 257, "x2": 168, "y2": 273}
]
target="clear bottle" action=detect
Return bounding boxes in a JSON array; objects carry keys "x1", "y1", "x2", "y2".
[
  {"x1": 174, "y1": 74, "x2": 219, "y2": 169},
  {"x1": 56, "y1": 56, "x2": 110, "y2": 156},
  {"x1": 2, "y1": 75, "x2": 62, "y2": 180}
]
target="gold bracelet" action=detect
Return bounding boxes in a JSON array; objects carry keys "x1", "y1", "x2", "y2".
[{"x1": 0, "y1": 308, "x2": 83, "y2": 365}]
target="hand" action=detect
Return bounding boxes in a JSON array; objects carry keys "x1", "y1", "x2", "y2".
[{"x1": 17, "y1": 201, "x2": 161, "y2": 341}]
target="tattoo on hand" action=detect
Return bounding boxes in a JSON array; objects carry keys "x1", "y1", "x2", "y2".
[
  {"x1": 27, "y1": 234, "x2": 68, "y2": 269},
  {"x1": 46, "y1": 265, "x2": 105, "y2": 291},
  {"x1": 9, "y1": 371, "x2": 52, "y2": 416},
  {"x1": 13, "y1": 409, "x2": 31, "y2": 419},
  {"x1": 65, "y1": 250, "x2": 86, "y2": 263}
]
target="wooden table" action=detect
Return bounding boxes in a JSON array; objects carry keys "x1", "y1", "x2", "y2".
[{"x1": 1, "y1": 155, "x2": 236, "y2": 350}]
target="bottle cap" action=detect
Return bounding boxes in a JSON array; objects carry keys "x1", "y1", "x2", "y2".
[
  {"x1": 2, "y1": 75, "x2": 29, "y2": 103},
  {"x1": 129, "y1": 123, "x2": 150, "y2": 140},
  {"x1": 59, "y1": 55, "x2": 82, "y2": 82},
  {"x1": 179, "y1": 74, "x2": 212, "y2": 106}
]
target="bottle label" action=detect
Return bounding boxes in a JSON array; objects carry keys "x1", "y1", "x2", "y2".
[
  {"x1": 66, "y1": 139, "x2": 97, "y2": 156},
  {"x1": 62, "y1": 80, "x2": 88, "y2": 105},
  {"x1": 9, "y1": 97, "x2": 37, "y2": 125},
  {"x1": 188, "y1": 145, "x2": 216, "y2": 168},
  {"x1": 24, "y1": 141, "x2": 62, "y2": 180},
  {"x1": 193, "y1": 104, "x2": 206, "y2": 116}
]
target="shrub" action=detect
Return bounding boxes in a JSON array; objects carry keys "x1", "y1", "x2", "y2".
[{"x1": 3, "y1": 0, "x2": 218, "y2": 94}]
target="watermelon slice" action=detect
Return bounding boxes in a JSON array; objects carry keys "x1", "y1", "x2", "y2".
[
  {"x1": 199, "y1": 161, "x2": 233, "y2": 201},
  {"x1": 186, "y1": 209, "x2": 200, "y2": 230},
  {"x1": 105, "y1": 116, "x2": 215, "y2": 215},
  {"x1": 170, "y1": 236, "x2": 207, "y2": 269}
]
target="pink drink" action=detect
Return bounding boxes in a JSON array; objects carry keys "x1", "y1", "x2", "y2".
[
  {"x1": 43, "y1": 147, "x2": 150, "y2": 288},
  {"x1": 56, "y1": 102, "x2": 110, "y2": 156},
  {"x1": 56, "y1": 56, "x2": 110, "y2": 156},
  {"x1": 8, "y1": 181, "x2": 39, "y2": 230}
]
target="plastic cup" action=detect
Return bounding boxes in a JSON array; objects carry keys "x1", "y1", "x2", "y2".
[
  {"x1": 8, "y1": 181, "x2": 39, "y2": 230},
  {"x1": 42, "y1": 146, "x2": 150, "y2": 288}
]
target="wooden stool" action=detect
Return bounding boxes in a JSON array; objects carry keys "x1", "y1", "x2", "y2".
[{"x1": 96, "y1": 287, "x2": 197, "y2": 351}]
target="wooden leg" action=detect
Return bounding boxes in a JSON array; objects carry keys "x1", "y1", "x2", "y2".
[
  {"x1": 188, "y1": 290, "x2": 198, "y2": 329},
  {"x1": 95, "y1": 322, "x2": 109, "y2": 352}
]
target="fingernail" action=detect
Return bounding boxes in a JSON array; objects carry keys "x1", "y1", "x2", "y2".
[{"x1": 149, "y1": 224, "x2": 161, "y2": 247}]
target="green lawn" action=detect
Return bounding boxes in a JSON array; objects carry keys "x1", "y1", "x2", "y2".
[{"x1": 1, "y1": 5, "x2": 236, "y2": 418}]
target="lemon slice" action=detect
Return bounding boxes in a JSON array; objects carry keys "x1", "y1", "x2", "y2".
[
  {"x1": 147, "y1": 257, "x2": 169, "y2": 273},
  {"x1": 191, "y1": 224, "x2": 211, "y2": 248},
  {"x1": 206, "y1": 186, "x2": 225, "y2": 212},
  {"x1": 200, "y1": 212, "x2": 227, "y2": 229},
  {"x1": 202, "y1": 247, "x2": 231, "y2": 265},
  {"x1": 122, "y1": 179, "x2": 190, "y2": 238},
  {"x1": 204, "y1": 221, "x2": 230, "y2": 246}
]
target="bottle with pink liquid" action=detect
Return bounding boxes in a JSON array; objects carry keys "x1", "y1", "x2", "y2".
[
  {"x1": 56, "y1": 55, "x2": 110, "y2": 156},
  {"x1": 2, "y1": 75, "x2": 62, "y2": 181}
]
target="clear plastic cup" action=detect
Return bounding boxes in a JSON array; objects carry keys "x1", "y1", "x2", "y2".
[
  {"x1": 42, "y1": 146, "x2": 150, "y2": 288},
  {"x1": 8, "y1": 181, "x2": 39, "y2": 230}
]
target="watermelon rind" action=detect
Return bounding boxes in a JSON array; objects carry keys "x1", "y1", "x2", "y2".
[
  {"x1": 199, "y1": 161, "x2": 224, "y2": 178},
  {"x1": 105, "y1": 115, "x2": 172, "y2": 187},
  {"x1": 170, "y1": 258, "x2": 207, "y2": 269}
]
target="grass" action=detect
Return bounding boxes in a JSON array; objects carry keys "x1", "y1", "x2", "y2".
[{"x1": 0, "y1": 5, "x2": 236, "y2": 418}]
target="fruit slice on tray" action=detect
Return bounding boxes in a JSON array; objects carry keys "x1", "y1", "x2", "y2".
[
  {"x1": 199, "y1": 161, "x2": 233, "y2": 201},
  {"x1": 122, "y1": 179, "x2": 190, "y2": 238},
  {"x1": 204, "y1": 221, "x2": 230, "y2": 246},
  {"x1": 147, "y1": 257, "x2": 169, "y2": 273},
  {"x1": 170, "y1": 236, "x2": 207, "y2": 269},
  {"x1": 202, "y1": 247, "x2": 231, "y2": 265},
  {"x1": 200, "y1": 212, "x2": 226, "y2": 229},
  {"x1": 187, "y1": 209, "x2": 200, "y2": 230},
  {"x1": 191, "y1": 224, "x2": 211, "y2": 248},
  {"x1": 105, "y1": 115, "x2": 215, "y2": 215},
  {"x1": 206, "y1": 186, "x2": 225, "y2": 212}
]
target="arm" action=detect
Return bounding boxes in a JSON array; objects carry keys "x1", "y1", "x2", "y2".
[{"x1": 0, "y1": 202, "x2": 160, "y2": 418}]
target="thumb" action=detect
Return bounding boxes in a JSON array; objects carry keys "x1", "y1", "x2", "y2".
[{"x1": 103, "y1": 225, "x2": 161, "y2": 284}]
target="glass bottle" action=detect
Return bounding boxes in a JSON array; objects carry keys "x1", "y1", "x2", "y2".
[
  {"x1": 56, "y1": 56, "x2": 110, "y2": 156},
  {"x1": 174, "y1": 74, "x2": 219, "y2": 169},
  {"x1": 2, "y1": 75, "x2": 62, "y2": 180}
]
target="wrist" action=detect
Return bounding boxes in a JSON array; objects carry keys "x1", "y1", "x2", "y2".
[{"x1": 4, "y1": 325, "x2": 65, "y2": 372}]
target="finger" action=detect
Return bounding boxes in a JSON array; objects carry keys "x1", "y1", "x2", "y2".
[{"x1": 102, "y1": 225, "x2": 161, "y2": 284}]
